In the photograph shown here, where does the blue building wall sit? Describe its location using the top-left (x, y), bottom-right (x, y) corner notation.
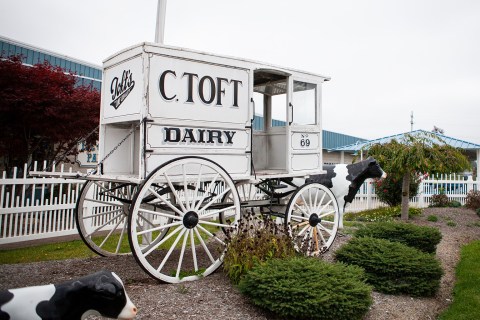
top-left (0, 35), bottom-right (102, 91)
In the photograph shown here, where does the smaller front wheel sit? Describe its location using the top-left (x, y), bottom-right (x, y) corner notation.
top-left (285, 183), bottom-right (339, 256)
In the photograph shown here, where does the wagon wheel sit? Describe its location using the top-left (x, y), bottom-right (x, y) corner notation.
top-left (76, 180), bottom-right (137, 256)
top-left (128, 156), bottom-right (241, 283)
top-left (221, 181), bottom-right (269, 222)
top-left (285, 183), bottom-right (339, 256)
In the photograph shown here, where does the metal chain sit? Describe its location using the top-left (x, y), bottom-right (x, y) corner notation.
top-left (81, 119), bottom-right (145, 178)
top-left (41, 125), bottom-right (100, 173)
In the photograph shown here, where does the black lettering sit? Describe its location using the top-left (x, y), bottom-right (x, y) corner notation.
top-left (164, 127), bottom-right (181, 142)
top-left (216, 77), bottom-right (229, 106)
top-left (207, 130), bottom-right (223, 143)
top-left (230, 79), bottom-right (242, 107)
top-left (159, 70), bottom-right (177, 101)
top-left (199, 76), bottom-right (215, 104)
top-left (182, 72), bottom-right (198, 103)
top-left (223, 131), bottom-right (236, 144)
top-left (181, 128), bottom-right (197, 143)
top-left (197, 129), bottom-right (206, 143)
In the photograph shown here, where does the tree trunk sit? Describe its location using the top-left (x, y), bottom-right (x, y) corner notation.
top-left (401, 173), bottom-right (411, 220)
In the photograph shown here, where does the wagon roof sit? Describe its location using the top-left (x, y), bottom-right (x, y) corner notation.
top-left (103, 42), bottom-right (331, 82)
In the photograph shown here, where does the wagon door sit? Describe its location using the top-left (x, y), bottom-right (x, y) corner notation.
top-left (286, 77), bottom-right (323, 174)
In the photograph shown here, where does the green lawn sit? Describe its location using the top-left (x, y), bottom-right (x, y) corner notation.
top-left (0, 223), bottom-right (221, 264)
top-left (439, 240), bottom-right (480, 320)
top-left (0, 239), bottom-right (97, 264)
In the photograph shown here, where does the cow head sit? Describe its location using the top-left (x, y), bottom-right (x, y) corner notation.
top-left (364, 157), bottom-right (387, 180)
top-left (344, 157), bottom-right (386, 203)
top-left (36, 271), bottom-right (137, 320)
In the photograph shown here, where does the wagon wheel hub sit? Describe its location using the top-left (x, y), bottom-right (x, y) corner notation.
top-left (183, 211), bottom-right (199, 229)
top-left (309, 213), bottom-right (321, 227)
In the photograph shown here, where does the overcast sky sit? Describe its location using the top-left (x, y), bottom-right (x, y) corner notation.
top-left (1, 0), bottom-right (479, 144)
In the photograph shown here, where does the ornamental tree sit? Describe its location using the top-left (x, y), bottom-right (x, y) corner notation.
top-left (365, 132), bottom-right (470, 220)
top-left (0, 56), bottom-right (100, 173)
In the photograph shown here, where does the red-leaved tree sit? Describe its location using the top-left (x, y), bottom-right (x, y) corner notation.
top-left (0, 56), bottom-right (100, 174)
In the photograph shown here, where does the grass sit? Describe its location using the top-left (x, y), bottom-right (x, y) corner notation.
top-left (0, 223), bottom-right (220, 265)
top-left (439, 240), bottom-right (480, 319)
top-left (0, 239), bottom-right (96, 264)
top-left (344, 206), bottom-right (422, 222)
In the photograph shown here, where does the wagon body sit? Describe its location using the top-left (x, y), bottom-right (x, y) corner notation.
top-left (98, 43), bottom-right (329, 182)
top-left (32, 43), bottom-right (340, 284)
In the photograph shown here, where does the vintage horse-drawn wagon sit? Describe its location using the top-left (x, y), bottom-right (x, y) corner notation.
top-left (34, 42), bottom-right (343, 283)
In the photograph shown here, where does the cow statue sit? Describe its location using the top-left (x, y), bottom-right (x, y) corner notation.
top-left (0, 270), bottom-right (137, 320)
top-left (305, 157), bottom-right (387, 228)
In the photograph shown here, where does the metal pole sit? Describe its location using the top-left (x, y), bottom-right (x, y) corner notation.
top-left (155, 0), bottom-right (167, 44)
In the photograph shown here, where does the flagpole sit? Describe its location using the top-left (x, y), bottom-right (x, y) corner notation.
top-left (155, 0), bottom-right (167, 44)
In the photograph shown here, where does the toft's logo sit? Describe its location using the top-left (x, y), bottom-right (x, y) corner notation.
top-left (110, 70), bottom-right (135, 109)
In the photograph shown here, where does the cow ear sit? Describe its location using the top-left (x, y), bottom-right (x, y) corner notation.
top-left (368, 159), bottom-right (377, 166)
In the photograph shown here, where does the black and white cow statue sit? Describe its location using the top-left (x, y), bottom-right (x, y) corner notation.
top-left (288, 157), bottom-right (386, 228)
top-left (0, 270), bottom-right (137, 320)
top-left (306, 157), bottom-right (386, 228)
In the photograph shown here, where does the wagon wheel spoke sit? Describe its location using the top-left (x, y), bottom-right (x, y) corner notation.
top-left (286, 183), bottom-right (339, 256)
top-left (76, 181), bottom-right (134, 256)
top-left (128, 157), bottom-right (240, 283)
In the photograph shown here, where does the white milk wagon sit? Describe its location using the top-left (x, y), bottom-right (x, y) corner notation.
top-left (37, 43), bottom-right (340, 283)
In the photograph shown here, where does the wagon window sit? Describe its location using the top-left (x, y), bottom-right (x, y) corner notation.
top-left (292, 81), bottom-right (316, 125)
top-left (253, 70), bottom-right (288, 129)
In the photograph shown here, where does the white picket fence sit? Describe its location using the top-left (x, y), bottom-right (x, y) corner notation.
top-left (0, 163), bottom-right (478, 245)
top-left (0, 162), bottom-right (84, 245)
top-left (345, 173), bottom-right (479, 213)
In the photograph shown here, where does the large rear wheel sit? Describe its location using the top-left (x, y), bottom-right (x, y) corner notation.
top-left (128, 157), bottom-right (241, 283)
top-left (76, 180), bottom-right (136, 256)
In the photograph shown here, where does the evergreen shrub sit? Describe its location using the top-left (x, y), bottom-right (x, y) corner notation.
top-left (354, 221), bottom-right (442, 253)
top-left (223, 212), bottom-right (295, 285)
top-left (335, 237), bottom-right (443, 296)
top-left (238, 256), bottom-right (372, 320)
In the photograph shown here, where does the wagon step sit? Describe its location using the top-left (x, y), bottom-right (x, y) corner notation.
top-left (270, 184), bottom-right (288, 190)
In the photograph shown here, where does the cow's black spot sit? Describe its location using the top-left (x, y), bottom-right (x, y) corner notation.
top-left (306, 165), bottom-right (336, 188)
top-left (0, 290), bottom-right (14, 320)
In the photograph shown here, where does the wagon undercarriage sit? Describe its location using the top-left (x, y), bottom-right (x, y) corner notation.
top-left (75, 156), bottom-right (339, 284)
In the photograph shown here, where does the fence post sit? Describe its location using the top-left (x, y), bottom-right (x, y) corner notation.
top-left (366, 179), bottom-right (372, 210)
top-left (418, 179), bottom-right (425, 208)
top-left (466, 175), bottom-right (474, 192)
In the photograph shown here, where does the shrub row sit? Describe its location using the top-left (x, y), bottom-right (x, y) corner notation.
top-left (354, 221), bottom-right (442, 253)
top-left (335, 237), bottom-right (443, 297)
top-left (238, 256), bottom-right (372, 320)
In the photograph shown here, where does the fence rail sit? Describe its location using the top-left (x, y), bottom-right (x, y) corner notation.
top-left (1, 162), bottom-right (84, 244)
top-left (1, 163), bottom-right (478, 245)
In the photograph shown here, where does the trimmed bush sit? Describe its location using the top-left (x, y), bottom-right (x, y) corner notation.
top-left (354, 221), bottom-right (442, 253)
top-left (335, 237), bottom-right (443, 296)
top-left (427, 215), bottom-right (438, 222)
top-left (430, 193), bottom-right (450, 207)
top-left (449, 200), bottom-right (462, 208)
top-left (465, 190), bottom-right (480, 210)
top-left (223, 213), bottom-right (295, 285)
top-left (238, 256), bottom-right (372, 320)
